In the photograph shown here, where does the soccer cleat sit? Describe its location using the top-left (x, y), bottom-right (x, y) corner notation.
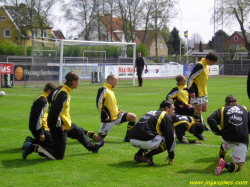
top-left (204, 126), bottom-right (211, 131)
top-left (22, 142), bottom-right (32, 159)
top-left (134, 153), bottom-right (143, 163)
top-left (92, 139), bottom-right (105, 153)
top-left (123, 138), bottom-right (130, 142)
top-left (25, 136), bottom-right (34, 143)
top-left (214, 158), bottom-right (225, 175)
top-left (142, 155), bottom-right (156, 166)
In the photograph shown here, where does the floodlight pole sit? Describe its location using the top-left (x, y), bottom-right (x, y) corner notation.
top-left (133, 43), bottom-right (136, 85)
top-left (59, 40), bottom-right (64, 85)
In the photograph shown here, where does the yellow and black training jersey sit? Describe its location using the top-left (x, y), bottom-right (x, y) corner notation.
top-left (47, 84), bottom-right (72, 130)
top-left (96, 84), bottom-right (119, 122)
top-left (172, 114), bottom-right (202, 143)
top-left (187, 58), bottom-right (209, 97)
top-left (207, 105), bottom-right (250, 146)
top-left (167, 85), bottom-right (189, 106)
top-left (29, 92), bottom-right (49, 134)
top-left (129, 110), bottom-right (176, 159)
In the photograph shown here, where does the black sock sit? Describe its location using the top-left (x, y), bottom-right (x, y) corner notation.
top-left (30, 144), bottom-right (38, 152)
top-left (225, 162), bottom-right (240, 172)
top-left (146, 147), bottom-right (164, 158)
top-left (137, 149), bottom-right (146, 156)
top-left (219, 144), bottom-right (227, 159)
top-left (124, 121), bottom-right (135, 138)
top-left (84, 130), bottom-right (97, 140)
top-left (193, 113), bottom-right (201, 123)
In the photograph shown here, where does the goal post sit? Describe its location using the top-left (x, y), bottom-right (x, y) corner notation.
top-left (26, 39), bottom-right (136, 87)
top-left (58, 39), bottom-right (136, 85)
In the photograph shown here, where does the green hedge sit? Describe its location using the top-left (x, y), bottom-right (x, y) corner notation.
top-left (0, 39), bottom-right (26, 55)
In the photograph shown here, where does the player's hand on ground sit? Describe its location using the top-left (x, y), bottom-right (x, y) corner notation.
top-left (165, 157), bottom-right (174, 165)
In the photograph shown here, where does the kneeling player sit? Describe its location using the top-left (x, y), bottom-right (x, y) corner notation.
top-left (207, 95), bottom-right (250, 175)
top-left (172, 114), bottom-right (204, 144)
top-left (129, 100), bottom-right (176, 165)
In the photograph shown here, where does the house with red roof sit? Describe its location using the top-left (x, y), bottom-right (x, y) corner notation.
top-left (79, 15), bottom-right (168, 57)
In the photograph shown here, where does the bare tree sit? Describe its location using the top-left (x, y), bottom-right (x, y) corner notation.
top-left (188, 33), bottom-right (204, 49)
top-left (147, 0), bottom-right (178, 61)
top-left (141, 0), bottom-right (152, 43)
top-left (34, 0), bottom-right (60, 42)
top-left (213, 0), bottom-right (250, 58)
top-left (63, 0), bottom-right (101, 40)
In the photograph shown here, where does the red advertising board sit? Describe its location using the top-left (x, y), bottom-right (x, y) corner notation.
top-left (0, 63), bottom-right (13, 74)
top-left (1, 63), bottom-right (14, 88)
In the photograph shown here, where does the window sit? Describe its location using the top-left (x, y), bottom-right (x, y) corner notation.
top-left (234, 36), bottom-right (238, 41)
top-left (4, 29), bottom-right (10, 37)
top-left (34, 30), bottom-right (39, 38)
top-left (161, 43), bottom-right (163, 48)
top-left (43, 30), bottom-right (48, 38)
top-left (0, 16), bottom-right (5, 20)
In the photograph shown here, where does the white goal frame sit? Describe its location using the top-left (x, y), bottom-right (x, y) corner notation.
top-left (59, 40), bottom-right (136, 85)
top-left (83, 50), bottom-right (106, 62)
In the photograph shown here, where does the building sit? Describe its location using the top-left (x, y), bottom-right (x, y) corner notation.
top-left (80, 15), bottom-right (168, 57)
top-left (0, 5), bottom-right (60, 48)
top-left (224, 31), bottom-right (250, 50)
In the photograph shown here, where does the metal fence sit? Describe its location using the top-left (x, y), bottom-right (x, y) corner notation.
top-left (219, 64), bottom-right (250, 75)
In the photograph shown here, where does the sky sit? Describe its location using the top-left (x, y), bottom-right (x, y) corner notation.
top-left (169, 0), bottom-right (242, 43)
top-left (0, 0), bottom-right (245, 43)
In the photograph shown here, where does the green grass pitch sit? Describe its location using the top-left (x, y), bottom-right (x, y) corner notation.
top-left (0, 76), bottom-right (249, 187)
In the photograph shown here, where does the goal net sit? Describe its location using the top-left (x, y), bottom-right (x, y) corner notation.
top-left (24, 39), bottom-right (136, 87)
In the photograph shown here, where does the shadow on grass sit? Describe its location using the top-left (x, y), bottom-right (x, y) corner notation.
top-left (0, 147), bottom-right (22, 154)
top-left (108, 160), bottom-right (173, 168)
top-left (1, 158), bottom-right (49, 168)
top-left (177, 163), bottom-right (218, 175)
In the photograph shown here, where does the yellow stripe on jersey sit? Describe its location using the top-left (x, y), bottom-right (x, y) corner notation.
top-left (156, 111), bottom-right (166, 135)
top-left (220, 107), bottom-right (225, 130)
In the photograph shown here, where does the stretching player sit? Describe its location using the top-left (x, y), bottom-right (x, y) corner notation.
top-left (172, 114), bottom-right (204, 144)
top-left (187, 52), bottom-right (218, 130)
top-left (129, 100), bottom-right (176, 165)
top-left (207, 95), bottom-right (250, 175)
top-left (86, 74), bottom-right (137, 142)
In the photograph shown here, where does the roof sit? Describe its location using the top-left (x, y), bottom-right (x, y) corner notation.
top-left (231, 31), bottom-right (250, 42)
top-left (194, 43), bottom-right (210, 50)
top-left (135, 30), bottom-right (155, 47)
top-left (52, 30), bottom-right (65, 39)
top-left (98, 15), bottom-right (140, 44)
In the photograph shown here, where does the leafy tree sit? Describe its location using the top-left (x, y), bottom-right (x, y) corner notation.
top-left (199, 41), bottom-right (203, 52)
top-left (208, 29), bottom-right (229, 52)
top-left (166, 27), bottom-right (183, 55)
top-left (147, 0), bottom-right (178, 61)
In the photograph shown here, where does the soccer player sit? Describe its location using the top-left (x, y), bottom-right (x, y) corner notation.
top-left (207, 95), bottom-right (250, 175)
top-left (187, 52), bottom-right (218, 130)
top-left (129, 100), bottom-right (176, 165)
top-left (167, 75), bottom-right (194, 116)
top-left (26, 82), bottom-right (56, 148)
top-left (88, 74), bottom-right (136, 142)
top-left (22, 72), bottom-right (104, 160)
top-left (172, 114), bottom-right (204, 144)
top-left (134, 52), bottom-right (148, 87)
